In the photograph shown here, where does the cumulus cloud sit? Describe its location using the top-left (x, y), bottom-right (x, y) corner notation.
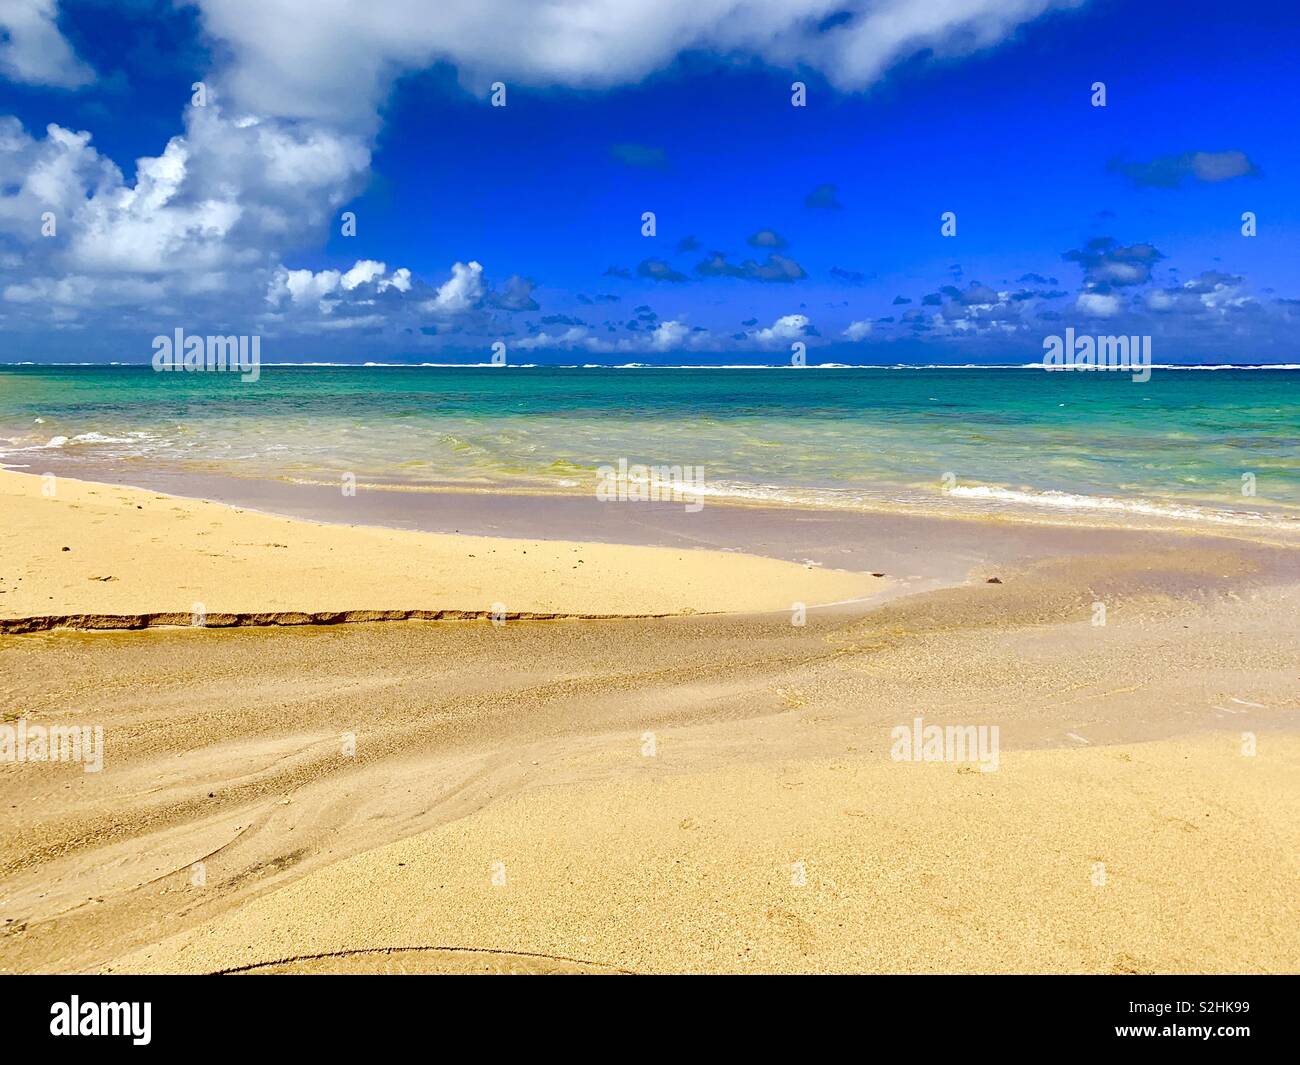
top-left (511, 316), bottom-right (716, 355)
top-left (880, 280), bottom-right (1031, 339)
top-left (424, 260), bottom-right (485, 314)
top-left (855, 243), bottom-right (1290, 353)
top-left (1145, 271), bottom-right (1252, 316)
top-left (649, 319), bottom-right (690, 350)
top-left (4, 274), bottom-right (165, 307)
top-left (0, 107), bottom-right (369, 314)
top-left (266, 260), bottom-right (412, 309)
top-left (513, 325), bottom-right (590, 351)
top-left (268, 267), bottom-right (343, 308)
top-left (746, 228), bottom-right (788, 249)
top-left (192, 0), bottom-right (1082, 129)
top-left (1063, 237), bottom-right (1164, 288)
top-left (637, 258), bottom-right (688, 283)
top-left (0, 0), bottom-right (94, 88)
top-left (1010, 286), bottom-right (1065, 301)
top-left (0, 119), bottom-right (120, 238)
top-left (696, 250), bottom-right (806, 282)
top-left (753, 313), bottom-right (811, 343)
top-left (1076, 291), bottom-right (1120, 317)
top-left (490, 275), bottom-right (540, 311)
top-left (956, 282), bottom-right (1000, 306)
top-left (342, 260), bottom-right (397, 290)
top-left (1108, 150), bottom-right (1260, 189)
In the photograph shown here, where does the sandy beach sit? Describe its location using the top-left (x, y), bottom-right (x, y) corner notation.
top-left (6, 0), bottom-right (1300, 1025)
top-left (1, 468), bottom-right (1297, 974)
top-left (0, 468), bottom-right (884, 627)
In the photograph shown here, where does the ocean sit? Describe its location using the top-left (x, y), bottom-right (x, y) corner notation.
top-left (1, 364), bottom-right (1297, 530)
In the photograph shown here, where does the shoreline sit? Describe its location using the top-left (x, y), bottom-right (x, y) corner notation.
top-left (10, 456), bottom-right (1300, 562)
top-left (0, 468), bottom-right (899, 627)
top-left (5, 462), bottom-right (1300, 631)
top-left (8, 450), bottom-right (1300, 545)
top-left (7, 360), bottom-right (1300, 366)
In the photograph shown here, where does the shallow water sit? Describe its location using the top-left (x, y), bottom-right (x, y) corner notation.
top-left (1, 365), bottom-right (1296, 528)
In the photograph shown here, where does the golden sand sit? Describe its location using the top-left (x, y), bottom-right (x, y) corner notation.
top-left (113, 735), bottom-right (1300, 975)
top-left (1, 469), bottom-right (1297, 974)
top-left (0, 468), bottom-right (882, 625)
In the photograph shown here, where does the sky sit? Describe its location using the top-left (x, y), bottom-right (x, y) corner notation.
top-left (0, 0), bottom-right (1297, 365)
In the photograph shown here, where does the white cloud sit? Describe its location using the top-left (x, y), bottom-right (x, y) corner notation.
top-left (1, 108), bottom-right (369, 272)
top-left (268, 267), bottom-right (340, 306)
top-left (1189, 150), bottom-right (1254, 183)
top-left (650, 319), bottom-right (689, 350)
top-left (424, 260), bottom-right (484, 315)
top-left (67, 138), bottom-right (244, 274)
top-left (3, 274), bottom-right (165, 306)
top-left (316, 313), bottom-right (386, 330)
top-left (341, 260), bottom-right (386, 290)
top-left (843, 319), bottom-right (872, 340)
top-left (0, 0), bottom-right (93, 88)
top-left (1193, 278), bottom-right (1249, 313)
top-left (754, 313), bottom-right (811, 343)
top-left (0, 119), bottom-right (119, 232)
top-left (267, 260), bottom-right (415, 309)
top-left (513, 326), bottom-right (590, 351)
top-left (513, 319), bottom-right (717, 355)
top-left (0, 108), bottom-right (370, 315)
top-left (192, 0), bottom-right (1079, 128)
top-left (1076, 291), bottom-right (1120, 317)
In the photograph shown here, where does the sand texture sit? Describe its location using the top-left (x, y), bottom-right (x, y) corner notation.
top-left (1, 470), bottom-right (1297, 974)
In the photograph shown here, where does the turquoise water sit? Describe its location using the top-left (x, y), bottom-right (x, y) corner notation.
top-left (1, 365), bottom-right (1296, 528)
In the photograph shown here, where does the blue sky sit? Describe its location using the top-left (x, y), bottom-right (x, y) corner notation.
top-left (1, 0), bottom-right (1297, 363)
